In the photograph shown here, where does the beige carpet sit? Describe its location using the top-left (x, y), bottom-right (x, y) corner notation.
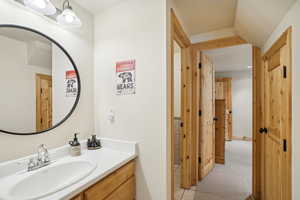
top-left (194, 141), bottom-right (252, 200)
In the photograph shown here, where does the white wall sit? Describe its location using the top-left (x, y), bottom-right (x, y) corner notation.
top-left (0, 0), bottom-right (94, 161)
top-left (263, 1), bottom-right (300, 199)
top-left (94, 0), bottom-right (168, 199)
top-left (52, 45), bottom-right (77, 125)
top-left (216, 71), bottom-right (253, 138)
top-left (0, 35), bottom-right (51, 133)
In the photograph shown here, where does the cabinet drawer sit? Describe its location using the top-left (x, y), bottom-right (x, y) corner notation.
top-left (105, 176), bottom-right (135, 200)
top-left (84, 161), bottom-right (135, 200)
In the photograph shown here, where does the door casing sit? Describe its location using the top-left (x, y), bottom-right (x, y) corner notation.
top-left (169, 9), bottom-right (193, 200)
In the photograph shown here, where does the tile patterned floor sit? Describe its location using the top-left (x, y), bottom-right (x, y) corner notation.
top-left (175, 141), bottom-right (252, 200)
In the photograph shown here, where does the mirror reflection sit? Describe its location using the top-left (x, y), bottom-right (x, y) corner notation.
top-left (0, 26), bottom-right (79, 134)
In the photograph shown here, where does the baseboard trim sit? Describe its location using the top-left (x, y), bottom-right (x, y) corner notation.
top-left (232, 136), bottom-right (252, 141)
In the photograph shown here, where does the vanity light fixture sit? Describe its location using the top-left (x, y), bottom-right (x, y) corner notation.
top-left (24, 0), bottom-right (56, 15)
top-left (57, 0), bottom-right (82, 28)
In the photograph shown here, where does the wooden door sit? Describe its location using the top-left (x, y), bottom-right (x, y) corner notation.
top-left (216, 78), bottom-right (232, 141)
top-left (215, 100), bottom-right (225, 164)
top-left (36, 74), bottom-right (52, 132)
top-left (199, 54), bottom-right (215, 179)
top-left (263, 28), bottom-right (291, 200)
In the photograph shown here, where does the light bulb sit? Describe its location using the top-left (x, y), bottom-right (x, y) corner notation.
top-left (57, 8), bottom-right (82, 28)
top-left (33, 0), bottom-right (46, 8)
top-left (24, 0), bottom-right (56, 15)
top-left (64, 14), bottom-right (74, 23)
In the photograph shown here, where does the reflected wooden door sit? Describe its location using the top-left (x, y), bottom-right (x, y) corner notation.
top-left (263, 28), bottom-right (291, 200)
top-left (215, 78), bottom-right (232, 141)
top-left (36, 74), bottom-right (52, 132)
top-left (199, 54), bottom-right (215, 179)
top-left (215, 100), bottom-right (225, 164)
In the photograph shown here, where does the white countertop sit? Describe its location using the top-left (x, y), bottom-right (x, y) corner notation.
top-left (0, 138), bottom-right (137, 200)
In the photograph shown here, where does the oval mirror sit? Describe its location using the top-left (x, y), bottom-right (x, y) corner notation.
top-left (0, 25), bottom-right (81, 135)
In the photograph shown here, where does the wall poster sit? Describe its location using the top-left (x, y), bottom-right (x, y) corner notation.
top-left (116, 60), bottom-right (136, 95)
top-left (65, 70), bottom-right (78, 97)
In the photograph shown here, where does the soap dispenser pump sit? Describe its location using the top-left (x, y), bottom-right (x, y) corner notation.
top-left (69, 133), bottom-right (81, 156)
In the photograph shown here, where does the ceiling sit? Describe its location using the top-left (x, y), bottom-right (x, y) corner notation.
top-left (203, 44), bottom-right (252, 72)
top-left (73, 0), bottom-right (123, 14)
top-left (0, 27), bottom-right (51, 45)
top-left (70, 0), bottom-right (296, 47)
top-left (173, 0), bottom-right (237, 35)
top-left (235, 0), bottom-right (296, 46)
top-left (173, 0), bottom-right (296, 47)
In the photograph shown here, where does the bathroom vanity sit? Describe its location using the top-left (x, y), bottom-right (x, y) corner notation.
top-left (71, 160), bottom-right (135, 200)
top-left (0, 138), bottom-right (137, 200)
top-left (0, 25), bottom-right (138, 200)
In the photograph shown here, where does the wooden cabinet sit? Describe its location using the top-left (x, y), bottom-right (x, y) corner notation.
top-left (70, 161), bottom-right (135, 200)
top-left (105, 177), bottom-right (135, 200)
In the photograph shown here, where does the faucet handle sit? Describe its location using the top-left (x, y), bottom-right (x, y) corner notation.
top-left (37, 144), bottom-right (50, 163)
top-left (28, 158), bottom-right (36, 171)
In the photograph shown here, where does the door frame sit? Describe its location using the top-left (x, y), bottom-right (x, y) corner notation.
top-left (168, 8), bottom-right (192, 200)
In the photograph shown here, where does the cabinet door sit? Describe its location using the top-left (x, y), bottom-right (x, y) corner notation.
top-left (105, 177), bottom-right (135, 200)
top-left (84, 161), bottom-right (135, 200)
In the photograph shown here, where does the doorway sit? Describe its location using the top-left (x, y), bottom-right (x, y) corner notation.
top-left (196, 44), bottom-right (254, 199)
top-left (36, 73), bottom-right (53, 132)
top-left (173, 40), bottom-right (184, 199)
top-left (169, 10), bottom-right (292, 199)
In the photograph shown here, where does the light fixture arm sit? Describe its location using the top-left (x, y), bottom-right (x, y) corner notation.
top-left (62, 0), bottom-right (71, 10)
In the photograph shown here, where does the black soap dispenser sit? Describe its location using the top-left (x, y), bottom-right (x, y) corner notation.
top-left (69, 133), bottom-right (81, 156)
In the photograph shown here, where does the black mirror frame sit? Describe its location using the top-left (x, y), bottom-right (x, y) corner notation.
top-left (0, 24), bottom-right (81, 136)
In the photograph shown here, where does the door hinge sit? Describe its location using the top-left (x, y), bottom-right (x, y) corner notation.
top-left (180, 122), bottom-right (184, 127)
top-left (198, 63), bottom-right (202, 69)
top-left (40, 88), bottom-right (43, 94)
top-left (283, 139), bottom-right (287, 152)
top-left (283, 66), bottom-right (287, 78)
top-left (40, 118), bottom-right (43, 124)
top-left (198, 157), bottom-right (201, 163)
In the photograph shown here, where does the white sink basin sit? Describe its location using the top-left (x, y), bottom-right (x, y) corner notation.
top-left (0, 159), bottom-right (97, 200)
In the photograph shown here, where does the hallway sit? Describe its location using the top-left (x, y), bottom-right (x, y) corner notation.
top-left (175, 141), bottom-right (252, 200)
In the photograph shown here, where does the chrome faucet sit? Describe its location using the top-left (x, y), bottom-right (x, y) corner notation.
top-left (27, 144), bottom-right (51, 171)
